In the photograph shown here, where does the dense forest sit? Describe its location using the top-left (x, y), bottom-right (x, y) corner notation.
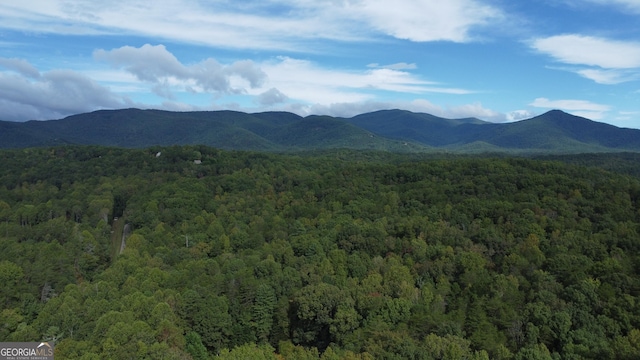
top-left (1, 145), bottom-right (640, 359)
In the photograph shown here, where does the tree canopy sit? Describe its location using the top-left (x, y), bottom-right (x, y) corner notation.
top-left (1, 145), bottom-right (640, 359)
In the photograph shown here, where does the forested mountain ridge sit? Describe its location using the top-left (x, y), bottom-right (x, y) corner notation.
top-left (345, 109), bottom-right (640, 152)
top-left (2, 108), bottom-right (639, 153)
top-left (2, 145), bottom-right (640, 358)
top-left (0, 109), bottom-right (427, 152)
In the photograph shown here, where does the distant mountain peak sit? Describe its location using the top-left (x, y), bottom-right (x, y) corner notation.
top-left (543, 109), bottom-right (569, 115)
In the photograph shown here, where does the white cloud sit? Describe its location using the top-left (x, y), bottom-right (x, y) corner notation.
top-left (0, 46), bottom-right (479, 121)
top-left (442, 102), bottom-right (504, 121)
top-left (580, 0), bottom-right (640, 13)
top-left (355, 0), bottom-right (502, 42)
top-left (0, 62), bottom-right (131, 121)
top-left (532, 35), bottom-right (640, 69)
top-left (257, 88), bottom-right (288, 106)
top-left (79, 69), bottom-right (150, 94)
top-left (368, 62), bottom-right (418, 70)
top-left (506, 110), bottom-right (537, 122)
top-left (569, 111), bottom-right (608, 120)
top-left (529, 97), bottom-right (611, 120)
top-left (532, 34), bottom-right (640, 84)
top-left (94, 44), bottom-right (188, 83)
top-left (0, 57), bottom-right (41, 78)
top-left (257, 57), bottom-right (376, 105)
top-left (274, 98), bottom-right (507, 122)
top-left (94, 44), bottom-right (266, 97)
top-left (618, 110), bottom-right (640, 118)
top-left (255, 56), bottom-right (473, 108)
top-left (301, 101), bottom-right (392, 118)
top-left (575, 68), bottom-right (640, 84)
top-left (530, 97), bottom-right (610, 112)
top-left (0, 0), bottom-right (502, 50)
top-left (0, 66), bottom-right (516, 122)
top-left (160, 100), bottom-right (204, 112)
top-left (612, 110), bottom-right (640, 126)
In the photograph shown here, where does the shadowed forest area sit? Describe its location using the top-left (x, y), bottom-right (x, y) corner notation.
top-left (1, 145), bottom-right (640, 359)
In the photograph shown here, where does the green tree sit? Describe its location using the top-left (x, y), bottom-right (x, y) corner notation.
top-left (181, 289), bottom-right (232, 352)
top-left (253, 283), bottom-right (277, 343)
top-left (185, 331), bottom-right (210, 360)
top-left (0, 260), bottom-right (24, 307)
top-left (215, 343), bottom-right (278, 359)
top-left (291, 283), bottom-right (344, 350)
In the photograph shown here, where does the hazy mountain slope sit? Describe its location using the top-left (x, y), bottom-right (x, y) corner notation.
top-left (471, 111), bottom-right (640, 151)
top-left (250, 111), bottom-right (304, 125)
top-left (345, 109), bottom-right (490, 146)
top-left (347, 109), bottom-right (640, 152)
top-left (522, 110), bottom-right (640, 148)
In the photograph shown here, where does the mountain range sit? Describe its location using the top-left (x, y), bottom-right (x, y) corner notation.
top-left (1, 108), bottom-right (639, 153)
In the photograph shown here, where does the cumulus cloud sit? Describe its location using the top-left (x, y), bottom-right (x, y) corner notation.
top-left (529, 97), bottom-right (611, 120)
top-left (94, 44), bottom-right (266, 98)
top-left (0, 59), bottom-right (131, 121)
top-left (506, 110), bottom-right (536, 122)
top-left (94, 44), bottom-right (188, 82)
top-left (257, 88), bottom-right (288, 106)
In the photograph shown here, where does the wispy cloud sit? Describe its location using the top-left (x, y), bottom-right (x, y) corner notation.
top-left (532, 35), bottom-right (640, 69)
top-left (530, 97), bottom-right (611, 119)
top-left (368, 63), bottom-right (418, 70)
top-left (580, 0), bottom-right (640, 13)
top-left (353, 0), bottom-right (502, 42)
top-left (0, 57), bottom-right (41, 78)
top-left (287, 99), bottom-right (506, 122)
top-left (257, 55), bottom-right (473, 106)
top-left (530, 97), bottom-right (610, 111)
top-left (576, 68), bottom-right (640, 85)
top-left (0, 0), bottom-right (503, 50)
top-left (531, 34), bottom-right (640, 84)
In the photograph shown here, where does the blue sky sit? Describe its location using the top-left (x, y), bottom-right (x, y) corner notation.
top-left (1, 1), bottom-right (640, 128)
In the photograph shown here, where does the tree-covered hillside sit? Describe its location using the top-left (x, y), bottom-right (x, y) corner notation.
top-left (1, 146), bottom-right (640, 359)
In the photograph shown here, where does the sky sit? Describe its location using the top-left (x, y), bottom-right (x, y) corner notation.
top-left (1, 1), bottom-right (640, 128)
